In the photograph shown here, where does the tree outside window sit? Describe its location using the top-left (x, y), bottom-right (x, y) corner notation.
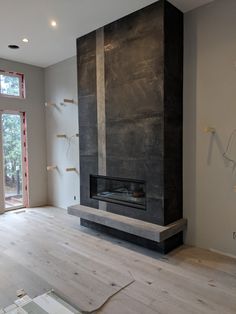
top-left (0, 75), bottom-right (20, 97)
top-left (0, 71), bottom-right (25, 98)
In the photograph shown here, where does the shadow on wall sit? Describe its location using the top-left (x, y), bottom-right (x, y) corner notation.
top-left (207, 130), bottom-right (236, 172)
top-left (207, 133), bottom-right (226, 166)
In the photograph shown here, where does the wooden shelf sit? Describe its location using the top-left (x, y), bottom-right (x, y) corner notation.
top-left (68, 204), bottom-right (187, 243)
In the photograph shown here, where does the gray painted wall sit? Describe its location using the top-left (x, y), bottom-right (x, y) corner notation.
top-left (184, 0), bottom-right (236, 257)
top-left (45, 56), bottom-right (79, 209)
top-left (0, 58), bottom-right (47, 207)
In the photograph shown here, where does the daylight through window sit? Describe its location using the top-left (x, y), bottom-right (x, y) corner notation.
top-left (0, 70), bottom-right (25, 98)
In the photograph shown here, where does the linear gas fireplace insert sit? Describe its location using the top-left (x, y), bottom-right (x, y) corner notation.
top-left (90, 175), bottom-right (146, 210)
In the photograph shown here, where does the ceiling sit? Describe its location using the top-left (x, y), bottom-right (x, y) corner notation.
top-left (0, 0), bottom-right (214, 68)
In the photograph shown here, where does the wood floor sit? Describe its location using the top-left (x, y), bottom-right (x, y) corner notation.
top-left (0, 207), bottom-right (235, 313)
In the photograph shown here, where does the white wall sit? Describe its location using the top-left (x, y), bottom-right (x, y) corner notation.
top-left (0, 58), bottom-right (47, 207)
top-left (45, 56), bottom-right (79, 209)
top-left (184, 0), bottom-right (236, 256)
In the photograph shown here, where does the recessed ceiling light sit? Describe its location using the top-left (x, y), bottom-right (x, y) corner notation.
top-left (51, 20), bottom-right (57, 28)
top-left (22, 38), bottom-right (29, 43)
top-left (8, 45), bottom-right (20, 49)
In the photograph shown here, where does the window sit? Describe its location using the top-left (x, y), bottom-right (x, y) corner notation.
top-left (0, 70), bottom-right (25, 98)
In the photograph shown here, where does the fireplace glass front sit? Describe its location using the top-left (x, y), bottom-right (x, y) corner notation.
top-left (90, 175), bottom-right (146, 210)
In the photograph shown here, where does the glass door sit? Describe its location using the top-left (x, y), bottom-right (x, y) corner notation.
top-left (1, 112), bottom-right (25, 210)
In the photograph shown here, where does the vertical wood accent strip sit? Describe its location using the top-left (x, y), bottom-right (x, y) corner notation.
top-left (96, 27), bottom-right (107, 211)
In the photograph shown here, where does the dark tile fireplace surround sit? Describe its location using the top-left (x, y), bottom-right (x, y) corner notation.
top-left (71, 0), bottom-right (184, 253)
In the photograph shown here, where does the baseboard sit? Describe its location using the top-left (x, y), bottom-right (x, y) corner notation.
top-left (210, 248), bottom-right (236, 260)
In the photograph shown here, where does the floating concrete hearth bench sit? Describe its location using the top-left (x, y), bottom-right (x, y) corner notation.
top-left (68, 205), bottom-right (187, 243)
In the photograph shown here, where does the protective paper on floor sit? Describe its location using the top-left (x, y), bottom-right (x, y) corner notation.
top-left (1, 291), bottom-right (82, 314)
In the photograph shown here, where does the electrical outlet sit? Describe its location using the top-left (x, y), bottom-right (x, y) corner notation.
top-left (74, 196), bottom-right (76, 201)
top-left (233, 232), bottom-right (236, 240)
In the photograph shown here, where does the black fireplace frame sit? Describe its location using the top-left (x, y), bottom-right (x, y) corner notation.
top-left (90, 174), bottom-right (147, 210)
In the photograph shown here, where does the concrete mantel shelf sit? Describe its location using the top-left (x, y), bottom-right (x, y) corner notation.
top-left (68, 204), bottom-right (187, 243)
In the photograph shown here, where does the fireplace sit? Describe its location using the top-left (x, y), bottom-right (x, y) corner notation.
top-left (90, 175), bottom-right (146, 210)
top-left (72, 0), bottom-right (184, 253)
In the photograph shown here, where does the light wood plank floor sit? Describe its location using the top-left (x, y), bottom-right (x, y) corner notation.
top-left (0, 206), bottom-right (235, 313)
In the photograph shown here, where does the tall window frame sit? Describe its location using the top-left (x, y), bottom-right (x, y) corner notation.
top-left (0, 110), bottom-right (29, 212)
top-left (0, 70), bottom-right (25, 99)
